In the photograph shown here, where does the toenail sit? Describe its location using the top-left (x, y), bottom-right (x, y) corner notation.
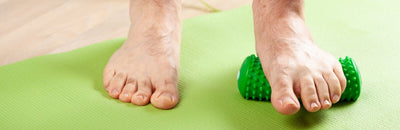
top-left (333, 95), bottom-right (340, 103)
top-left (311, 102), bottom-right (318, 109)
top-left (283, 98), bottom-right (293, 104)
top-left (112, 89), bottom-right (119, 95)
top-left (324, 100), bottom-right (330, 105)
top-left (161, 93), bottom-right (173, 102)
top-left (137, 95), bottom-right (145, 100)
top-left (123, 93), bottom-right (129, 97)
top-left (281, 97), bottom-right (295, 107)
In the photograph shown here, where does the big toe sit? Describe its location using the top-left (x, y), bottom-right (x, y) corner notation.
top-left (270, 79), bottom-right (300, 115)
top-left (151, 92), bottom-right (178, 109)
top-left (151, 84), bottom-right (179, 109)
top-left (106, 72), bottom-right (127, 98)
top-left (271, 94), bottom-right (300, 115)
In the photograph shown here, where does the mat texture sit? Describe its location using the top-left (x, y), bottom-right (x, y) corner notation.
top-left (1, 1), bottom-right (400, 129)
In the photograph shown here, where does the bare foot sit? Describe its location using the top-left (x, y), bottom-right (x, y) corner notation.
top-left (103, 0), bottom-right (182, 109)
top-left (253, 0), bottom-right (346, 115)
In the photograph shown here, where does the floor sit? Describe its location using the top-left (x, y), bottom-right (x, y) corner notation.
top-left (0, 0), bottom-right (251, 66)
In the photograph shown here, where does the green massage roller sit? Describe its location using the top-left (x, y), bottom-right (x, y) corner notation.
top-left (237, 54), bottom-right (361, 102)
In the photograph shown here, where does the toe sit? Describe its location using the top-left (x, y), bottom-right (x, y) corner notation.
top-left (300, 76), bottom-right (321, 112)
top-left (103, 69), bottom-right (115, 91)
top-left (131, 78), bottom-right (152, 106)
top-left (314, 75), bottom-right (331, 110)
top-left (323, 71), bottom-right (342, 104)
top-left (108, 72), bottom-right (127, 99)
top-left (151, 80), bottom-right (179, 109)
top-left (119, 78), bottom-right (138, 103)
top-left (270, 77), bottom-right (300, 115)
top-left (333, 64), bottom-right (347, 93)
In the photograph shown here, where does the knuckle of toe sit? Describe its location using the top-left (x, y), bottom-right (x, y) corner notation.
top-left (126, 77), bottom-right (137, 84)
top-left (274, 78), bottom-right (290, 87)
top-left (332, 82), bottom-right (341, 91)
top-left (320, 94), bottom-right (330, 99)
top-left (141, 93), bottom-right (152, 98)
top-left (324, 96), bottom-right (331, 101)
top-left (321, 69), bottom-right (331, 75)
top-left (326, 75), bottom-right (339, 84)
top-left (164, 77), bottom-right (177, 86)
top-left (303, 86), bottom-right (316, 93)
top-left (134, 92), bottom-right (146, 97)
top-left (332, 88), bottom-right (341, 95)
top-left (139, 78), bottom-right (151, 86)
top-left (314, 77), bottom-right (325, 85)
top-left (115, 72), bottom-right (126, 79)
top-left (332, 77), bottom-right (340, 84)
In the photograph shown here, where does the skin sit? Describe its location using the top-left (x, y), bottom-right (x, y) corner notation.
top-left (103, 0), bottom-right (347, 114)
top-left (103, 0), bottom-right (181, 109)
top-left (253, 0), bottom-right (346, 115)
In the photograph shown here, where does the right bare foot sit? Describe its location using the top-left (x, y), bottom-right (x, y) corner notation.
top-left (253, 0), bottom-right (346, 115)
top-left (103, 0), bottom-right (182, 109)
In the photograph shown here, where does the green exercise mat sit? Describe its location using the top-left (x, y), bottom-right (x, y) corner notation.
top-left (1, 1), bottom-right (400, 129)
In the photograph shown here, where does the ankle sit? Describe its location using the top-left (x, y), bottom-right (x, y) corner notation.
top-left (129, 0), bottom-right (181, 22)
top-left (127, 0), bottom-right (182, 43)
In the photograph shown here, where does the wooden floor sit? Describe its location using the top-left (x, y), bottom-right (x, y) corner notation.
top-left (0, 0), bottom-right (251, 66)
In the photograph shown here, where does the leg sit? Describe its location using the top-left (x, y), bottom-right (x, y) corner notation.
top-left (252, 0), bottom-right (347, 115)
top-left (103, 0), bottom-right (182, 109)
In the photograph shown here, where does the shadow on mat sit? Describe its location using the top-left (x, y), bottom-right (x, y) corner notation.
top-left (206, 67), bottom-right (356, 129)
top-left (287, 109), bottom-right (324, 128)
top-left (287, 101), bottom-right (354, 128)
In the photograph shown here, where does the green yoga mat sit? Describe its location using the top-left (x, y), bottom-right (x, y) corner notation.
top-left (1, 1), bottom-right (400, 129)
